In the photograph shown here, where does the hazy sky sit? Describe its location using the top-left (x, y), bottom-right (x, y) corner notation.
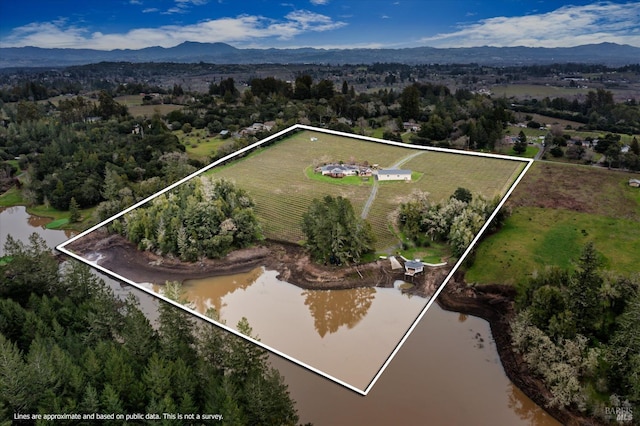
top-left (1, 0), bottom-right (639, 50)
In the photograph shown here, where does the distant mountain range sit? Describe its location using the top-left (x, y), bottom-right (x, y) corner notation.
top-left (1, 41), bottom-right (639, 68)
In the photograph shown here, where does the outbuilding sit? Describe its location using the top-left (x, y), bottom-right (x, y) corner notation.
top-left (404, 260), bottom-right (424, 277)
top-left (377, 169), bottom-right (412, 181)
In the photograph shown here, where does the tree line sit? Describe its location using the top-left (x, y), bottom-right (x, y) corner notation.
top-left (396, 188), bottom-right (499, 257)
top-left (0, 234), bottom-right (299, 424)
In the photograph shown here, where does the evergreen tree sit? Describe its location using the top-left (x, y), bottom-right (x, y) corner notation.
top-left (567, 242), bottom-right (603, 335)
top-left (513, 130), bottom-right (528, 154)
top-left (301, 195), bottom-right (375, 264)
top-left (69, 197), bottom-right (80, 223)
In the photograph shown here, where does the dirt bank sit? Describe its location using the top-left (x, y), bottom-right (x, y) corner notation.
top-left (437, 276), bottom-right (603, 426)
top-left (66, 229), bottom-right (451, 293)
top-left (67, 230), bottom-right (592, 424)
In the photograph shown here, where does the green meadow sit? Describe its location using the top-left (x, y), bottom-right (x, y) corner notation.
top-left (466, 161), bottom-right (640, 285)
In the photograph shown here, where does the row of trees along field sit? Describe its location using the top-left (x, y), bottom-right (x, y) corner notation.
top-left (115, 177), bottom-right (262, 261)
top-left (511, 242), bottom-right (639, 421)
top-left (396, 188), bottom-right (500, 257)
top-left (0, 235), bottom-right (299, 425)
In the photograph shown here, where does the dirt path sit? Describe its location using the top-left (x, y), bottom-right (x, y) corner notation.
top-left (360, 151), bottom-right (424, 219)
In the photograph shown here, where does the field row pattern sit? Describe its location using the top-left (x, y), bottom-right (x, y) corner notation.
top-left (211, 131), bottom-right (524, 250)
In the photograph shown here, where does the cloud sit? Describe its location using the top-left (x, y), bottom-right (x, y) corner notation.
top-left (310, 0), bottom-right (329, 5)
top-left (0, 11), bottom-right (347, 50)
top-left (142, 8), bottom-right (159, 13)
top-left (161, 0), bottom-right (209, 14)
top-left (420, 2), bottom-right (640, 48)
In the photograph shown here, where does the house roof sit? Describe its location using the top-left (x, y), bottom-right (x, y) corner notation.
top-left (378, 169), bottom-right (411, 175)
top-left (404, 260), bottom-right (424, 269)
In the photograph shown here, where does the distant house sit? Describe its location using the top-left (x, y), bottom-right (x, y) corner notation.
top-left (376, 169), bottom-right (412, 181)
top-left (403, 121), bottom-right (421, 133)
top-left (629, 179), bottom-right (640, 188)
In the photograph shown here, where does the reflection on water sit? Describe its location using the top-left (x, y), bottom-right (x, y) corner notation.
top-left (271, 302), bottom-right (562, 426)
top-left (302, 287), bottom-right (376, 337)
top-left (181, 267), bottom-right (264, 315)
top-left (162, 268), bottom-right (426, 390)
top-left (3, 206), bottom-right (562, 425)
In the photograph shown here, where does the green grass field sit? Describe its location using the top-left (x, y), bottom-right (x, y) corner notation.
top-left (497, 144), bottom-right (540, 159)
top-left (114, 95), bottom-right (183, 118)
top-left (466, 162), bottom-right (640, 285)
top-left (0, 187), bottom-right (25, 207)
top-left (45, 218), bottom-right (70, 229)
top-left (174, 129), bottom-right (227, 161)
top-left (209, 129), bottom-right (525, 250)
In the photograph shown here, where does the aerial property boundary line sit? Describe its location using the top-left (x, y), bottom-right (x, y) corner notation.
top-left (56, 124), bottom-right (533, 395)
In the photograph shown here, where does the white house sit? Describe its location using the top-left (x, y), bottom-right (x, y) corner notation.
top-left (376, 169), bottom-right (412, 181)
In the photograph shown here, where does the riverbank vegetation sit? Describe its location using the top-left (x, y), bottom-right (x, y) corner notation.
top-left (510, 242), bottom-right (639, 421)
top-left (0, 235), bottom-right (299, 424)
top-left (2, 60), bottom-right (640, 425)
top-left (396, 188), bottom-right (501, 258)
top-left (115, 177), bottom-right (262, 261)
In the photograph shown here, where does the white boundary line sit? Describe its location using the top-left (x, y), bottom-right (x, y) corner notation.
top-left (56, 124), bottom-right (533, 395)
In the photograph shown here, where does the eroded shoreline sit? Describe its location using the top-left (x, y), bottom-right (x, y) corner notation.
top-left (66, 229), bottom-right (595, 425)
top-left (65, 229), bottom-right (451, 295)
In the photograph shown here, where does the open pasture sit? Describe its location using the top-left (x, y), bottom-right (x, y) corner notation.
top-left (466, 162), bottom-right (640, 284)
top-left (114, 95), bottom-right (183, 118)
top-left (210, 129), bottom-right (526, 250)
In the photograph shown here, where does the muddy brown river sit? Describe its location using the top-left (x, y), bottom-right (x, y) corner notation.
top-left (152, 270), bottom-right (428, 390)
top-left (0, 206), bottom-right (560, 425)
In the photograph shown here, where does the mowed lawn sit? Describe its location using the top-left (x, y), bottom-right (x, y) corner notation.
top-left (210, 130), bottom-right (526, 250)
top-left (466, 162), bottom-right (640, 285)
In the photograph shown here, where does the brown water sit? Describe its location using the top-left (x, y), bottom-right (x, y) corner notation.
top-left (0, 206), bottom-right (161, 322)
top-left (1, 207), bottom-right (561, 425)
top-left (271, 302), bottom-right (561, 426)
top-left (156, 269), bottom-right (427, 390)
top-left (0, 206), bottom-right (74, 256)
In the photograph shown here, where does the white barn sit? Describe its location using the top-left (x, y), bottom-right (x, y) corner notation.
top-left (377, 169), bottom-right (412, 181)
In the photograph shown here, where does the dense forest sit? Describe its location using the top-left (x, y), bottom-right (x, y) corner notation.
top-left (1, 60), bottom-right (639, 424)
top-left (511, 242), bottom-right (639, 421)
top-left (0, 235), bottom-right (299, 424)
